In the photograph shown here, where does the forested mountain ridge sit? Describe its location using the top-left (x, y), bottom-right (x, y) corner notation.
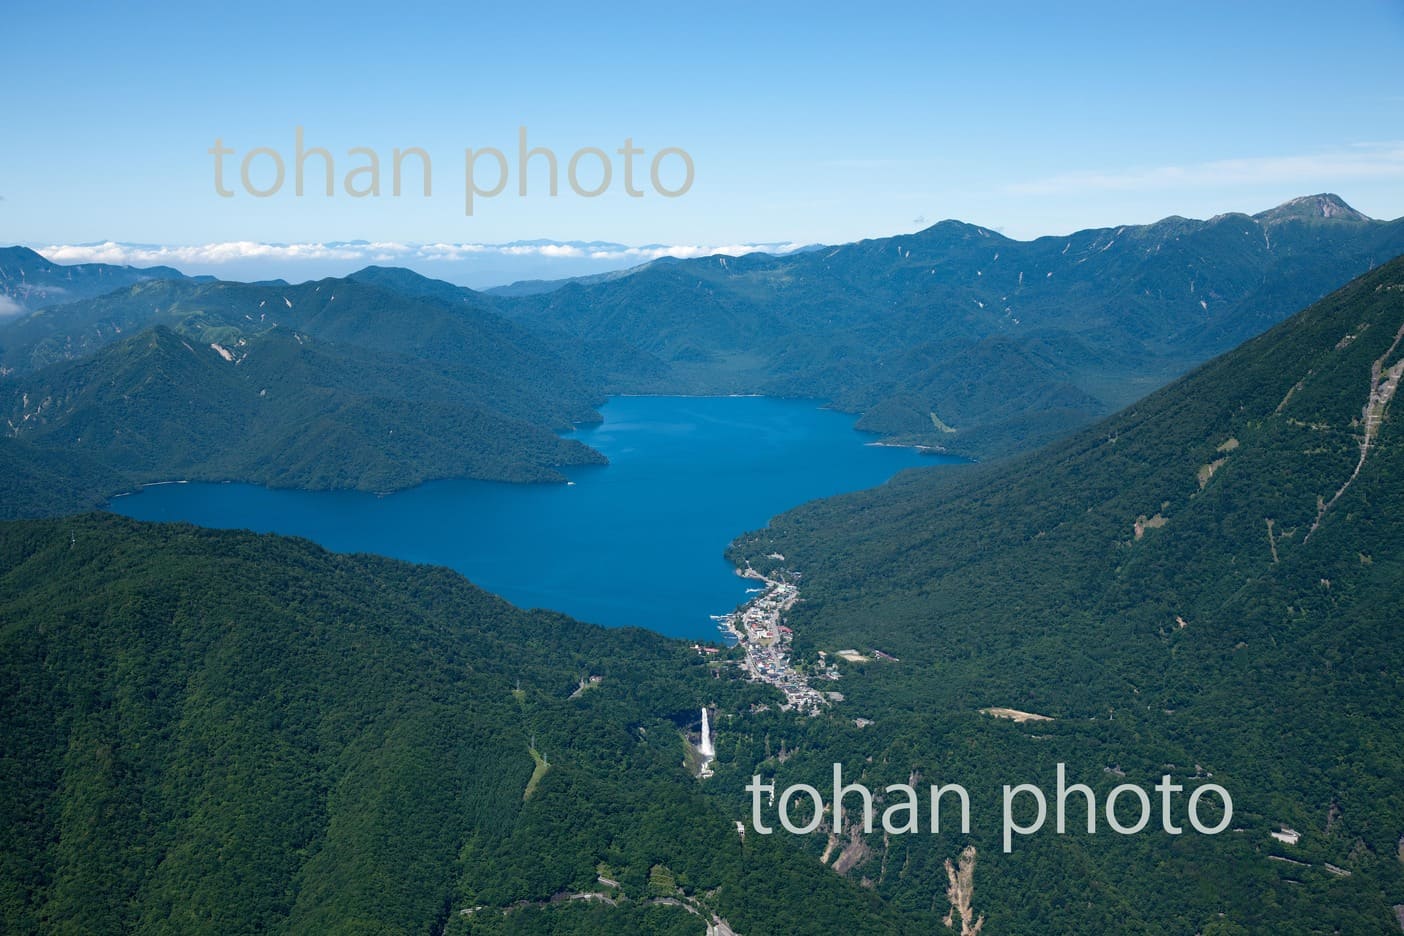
top-left (0, 276), bottom-right (611, 515)
top-left (5, 324), bottom-right (603, 494)
top-left (0, 514), bottom-right (922, 935)
top-left (494, 194), bottom-right (1404, 456)
top-left (0, 245), bottom-right (199, 318)
top-left (713, 253), bottom-right (1404, 933)
top-left (0, 273), bottom-right (602, 421)
top-left (3, 193), bottom-right (1400, 519)
top-left (345, 264), bottom-right (673, 388)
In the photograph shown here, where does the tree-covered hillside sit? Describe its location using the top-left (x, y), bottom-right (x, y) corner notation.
top-left (497, 195), bottom-right (1404, 457)
top-left (0, 514), bottom-right (920, 935)
top-left (5, 325), bottom-right (602, 495)
top-left (716, 253), bottom-right (1404, 933)
top-left (0, 277), bottom-right (612, 515)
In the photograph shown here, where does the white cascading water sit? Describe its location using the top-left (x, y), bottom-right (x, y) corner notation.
top-left (699, 706), bottom-right (715, 759)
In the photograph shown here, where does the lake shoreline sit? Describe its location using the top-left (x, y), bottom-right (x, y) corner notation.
top-left (109, 396), bottom-right (946, 640)
top-left (714, 561), bottom-right (829, 712)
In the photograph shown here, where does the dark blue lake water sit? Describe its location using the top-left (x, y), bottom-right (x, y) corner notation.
top-left (108, 396), bottom-right (957, 639)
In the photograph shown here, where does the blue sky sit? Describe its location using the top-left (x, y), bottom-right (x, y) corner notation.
top-left (3, 0), bottom-right (1403, 283)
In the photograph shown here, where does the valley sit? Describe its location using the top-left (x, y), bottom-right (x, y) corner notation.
top-left (6, 195), bottom-right (1403, 520)
top-left (2, 197), bottom-right (1404, 934)
top-left (104, 396), bottom-right (936, 638)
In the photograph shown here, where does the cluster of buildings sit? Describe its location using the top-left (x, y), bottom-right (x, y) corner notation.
top-left (713, 566), bottom-right (829, 713)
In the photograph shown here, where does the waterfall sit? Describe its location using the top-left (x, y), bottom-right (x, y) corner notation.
top-left (699, 707), bottom-right (715, 759)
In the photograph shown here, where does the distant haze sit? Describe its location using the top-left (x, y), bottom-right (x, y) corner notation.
top-left (31, 239), bottom-right (810, 290)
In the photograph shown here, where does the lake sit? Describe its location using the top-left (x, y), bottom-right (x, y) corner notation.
top-left (108, 396), bottom-right (958, 639)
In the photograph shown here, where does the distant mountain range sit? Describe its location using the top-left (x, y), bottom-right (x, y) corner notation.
top-left (491, 194), bottom-right (1404, 456)
top-left (22, 239), bottom-right (812, 291)
top-left (2, 194), bottom-right (1402, 517)
top-left (0, 246), bottom-right (206, 316)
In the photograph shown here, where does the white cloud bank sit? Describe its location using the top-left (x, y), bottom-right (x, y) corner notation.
top-left (36, 239), bottom-right (810, 269)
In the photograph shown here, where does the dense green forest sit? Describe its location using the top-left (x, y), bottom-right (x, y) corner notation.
top-left (0, 515), bottom-right (921, 935)
top-left (720, 254), bottom-right (1404, 932)
top-left (4, 325), bottom-right (602, 493)
top-left (0, 276), bottom-right (610, 514)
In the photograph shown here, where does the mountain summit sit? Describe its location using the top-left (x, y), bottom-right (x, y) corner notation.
top-left (1253, 192), bottom-right (1372, 223)
top-left (495, 194), bottom-right (1404, 457)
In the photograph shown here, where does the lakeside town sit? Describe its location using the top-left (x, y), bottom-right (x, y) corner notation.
top-left (704, 558), bottom-right (833, 712)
